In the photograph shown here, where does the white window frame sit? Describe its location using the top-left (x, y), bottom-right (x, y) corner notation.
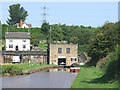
top-left (23, 39), bottom-right (26, 42)
top-left (9, 44), bottom-right (13, 48)
top-left (23, 45), bottom-right (26, 48)
top-left (9, 39), bottom-right (13, 42)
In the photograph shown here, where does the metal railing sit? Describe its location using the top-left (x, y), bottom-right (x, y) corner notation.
top-left (2, 50), bottom-right (47, 55)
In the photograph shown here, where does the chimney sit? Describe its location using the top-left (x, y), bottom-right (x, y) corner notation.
top-left (20, 19), bottom-right (22, 28)
top-left (59, 23), bottom-right (61, 26)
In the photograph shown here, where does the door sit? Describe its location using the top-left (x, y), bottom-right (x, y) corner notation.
top-left (58, 58), bottom-right (66, 65)
top-left (16, 46), bottom-right (18, 51)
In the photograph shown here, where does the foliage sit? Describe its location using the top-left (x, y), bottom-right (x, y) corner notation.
top-left (78, 44), bottom-right (89, 53)
top-left (70, 37), bottom-right (78, 44)
top-left (2, 24), bottom-right (95, 49)
top-left (31, 39), bottom-right (39, 46)
top-left (88, 22), bottom-right (119, 62)
top-left (2, 63), bottom-right (56, 76)
top-left (6, 4), bottom-right (28, 25)
top-left (2, 65), bottom-right (23, 75)
top-left (51, 24), bottom-right (64, 41)
top-left (97, 52), bottom-right (118, 73)
top-left (41, 22), bottom-right (50, 35)
top-left (38, 43), bottom-right (48, 50)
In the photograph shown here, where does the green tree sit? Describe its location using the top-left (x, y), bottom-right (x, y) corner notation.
top-left (31, 39), bottom-right (39, 46)
top-left (41, 22), bottom-right (50, 35)
top-left (88, 22), bottom-right (119, 63)
top-left (6, 4), bottom-right (28, 25)
top-left (51, 24), bottom-right (63, 41)
top-left (70, 37), bottom-right (78, 44)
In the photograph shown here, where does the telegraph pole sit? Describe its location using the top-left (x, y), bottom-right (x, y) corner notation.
top-left (50, 27), bottom-right (51, 44)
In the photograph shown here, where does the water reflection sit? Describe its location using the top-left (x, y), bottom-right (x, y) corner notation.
top-left (40, 68), bottom-right (70, 72)
top-left (2, 68), bottom-right (77, 88)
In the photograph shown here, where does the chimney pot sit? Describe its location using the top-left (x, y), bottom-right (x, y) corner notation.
top-left (20, 19), bottom-right (22, 28)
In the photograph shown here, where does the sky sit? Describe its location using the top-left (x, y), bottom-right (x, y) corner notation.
top-left (1, 1), bottom-right (118, 28)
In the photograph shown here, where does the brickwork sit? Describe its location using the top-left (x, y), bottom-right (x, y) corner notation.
top-left (49, 44), bottom-right (78, 66)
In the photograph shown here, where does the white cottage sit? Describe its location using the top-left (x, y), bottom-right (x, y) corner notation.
top-left (5, 32), bottom-right (31, 51)
top-left (13, 20), bottom-right (32, 28)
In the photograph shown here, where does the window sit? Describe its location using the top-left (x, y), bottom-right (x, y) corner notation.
top-left (71, 58), bottom-right (76, 61)
top-left (58, 48), bottom-right (62, 53)
top-left (66, 48), bottom-right (70, 53)
top-left (9, 44), bottom-right (13, 48)
top-left (23, 39), bottom-right (26, 42)
top-left (23, 45), bottom-right (26, 48)
top-left (9, 39), bottom-right (13, 42)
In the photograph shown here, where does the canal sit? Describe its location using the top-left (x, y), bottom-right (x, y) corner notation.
top-left (2, 68), bottom-right (77, 88)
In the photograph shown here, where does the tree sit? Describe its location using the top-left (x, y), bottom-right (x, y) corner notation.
top-left (88, 22), bottom-right (119, 63)
top-left (51, 24), bottom-right (63, 41)
top-left (41, 22), bottom-right (50, 35)
top-left (70, 37), bottom-right (78, 44)
top-left (6, 4), bottom-right (28, 26)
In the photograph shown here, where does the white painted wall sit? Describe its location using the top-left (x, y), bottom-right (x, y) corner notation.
top-left (6, 39), bottom-right (30, 51)
top-left (12, 56), bottom-right (20, 63)
top-left (22, 23), bottom-right (29, 28)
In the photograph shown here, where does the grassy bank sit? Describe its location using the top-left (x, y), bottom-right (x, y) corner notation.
top-left (2, 63), bottom-right (56, 76)
top-left (71, 66), bottom-right (118, 88)
top-left (2, 63), bottom-right (55, 70)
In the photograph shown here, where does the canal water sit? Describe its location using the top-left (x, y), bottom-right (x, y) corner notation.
top-left (2, 68), bottom-right (77, 88)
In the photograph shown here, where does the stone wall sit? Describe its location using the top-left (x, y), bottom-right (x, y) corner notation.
top-left (22, 55), bottom-right (47, 63)
top-left (49, 44), bottom-right (78, 66)
top-left (3, 55), bottom-right (47, 64)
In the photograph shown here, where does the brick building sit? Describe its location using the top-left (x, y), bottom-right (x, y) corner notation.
top-left (49, 44), bottom-right (78, 66)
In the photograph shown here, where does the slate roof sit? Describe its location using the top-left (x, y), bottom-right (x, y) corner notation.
top-left (13, 22), bottom-right (32, 28)
top-left (26, 24), bottom-right (32, 28)
top-left (5, 32), bottom-right (31, 39)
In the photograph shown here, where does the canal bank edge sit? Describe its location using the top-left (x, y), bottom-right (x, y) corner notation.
top-left (1, 65), bottom-right (67, 77)
top-left (22, 65), bottom-right (65, 75)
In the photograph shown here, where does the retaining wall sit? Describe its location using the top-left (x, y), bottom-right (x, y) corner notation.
top-left (22, 65), bottom-right (64, 75)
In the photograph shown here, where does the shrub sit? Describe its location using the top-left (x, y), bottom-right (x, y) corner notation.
top-left (79, 45), bottom-right (89, 53)
top-left (2, 66), bottom-right (14, 74)
top-left (97, 52), bottom-right (118, 72)
top-left (2, 65), bottom-right (23, 75)
top-left (97, 52), bottom-right (118, 83)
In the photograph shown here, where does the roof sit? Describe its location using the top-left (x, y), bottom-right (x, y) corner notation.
top-left (13, 22), bottom-right (32, 28)
top-left (27, 24), bottom-right (32, 28)
top-left (5, 32), bottom-right (31, 39)
top-left (13, 23), bottom-right (20, 27)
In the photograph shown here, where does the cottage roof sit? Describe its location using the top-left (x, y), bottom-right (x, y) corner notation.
top-left (26, 24), bottom-right (32, 28)
top-left (5, 32), bottom-right (31, 39)
top-left (13, 22), bottom-right (32, 28)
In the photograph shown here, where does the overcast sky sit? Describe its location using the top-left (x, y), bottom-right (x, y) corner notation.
top-left (1, 1), bottom-right (118, 27)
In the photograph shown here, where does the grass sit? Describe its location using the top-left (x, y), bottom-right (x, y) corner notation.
top-left (71, 66), bottom-right (118, 88)
top-left (2, 63), bottom-right (56, 70)
top-left (38, 43), bottom-right (48, 50)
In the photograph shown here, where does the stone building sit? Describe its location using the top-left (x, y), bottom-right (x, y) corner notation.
top-left (49, 44), bottom-right (78, 66)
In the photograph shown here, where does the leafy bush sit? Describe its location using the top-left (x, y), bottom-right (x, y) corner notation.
top-left (97, 52), bottom-right (118, 72)
top-left (78, 44), bottom-right (89, 52)
top-left (2, 65), bottom-right (23, 75)
top-left (2, 66), bottom-right (14, 74)
top-left (97, 51), bottom-right (118, 83)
